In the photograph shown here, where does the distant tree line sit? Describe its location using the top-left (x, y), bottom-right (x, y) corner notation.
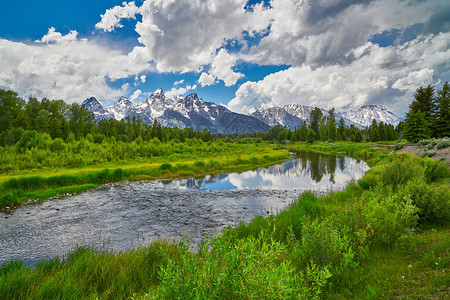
top-left (256, 107), bottom-right (399, 144)
top-left (0, 89), bottom-right (215, 147)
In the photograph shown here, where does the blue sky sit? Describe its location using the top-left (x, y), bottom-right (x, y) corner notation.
top-left (0, 0), bottom-right (449, 115)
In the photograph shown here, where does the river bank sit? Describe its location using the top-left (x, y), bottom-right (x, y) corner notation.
top-left (0, 144), bottom-right (290, 210)
top-left (1, 142), bottom-right (448, 299)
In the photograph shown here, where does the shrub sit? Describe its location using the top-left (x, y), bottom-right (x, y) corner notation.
top-left (351, 185), bottom-right (419, 245)
top-left (436, 138), bottom-right (450, 149)
top-left (151, 231), bottom-right (331, 299)
top-left (421, 158), bottom-right (449, 183)
top-left (300, 218), bottom-right (355, 272)
top-left (192, 161), bottom-right (206, 169)
top-left (398, 180), bottom-right (450, 224)
top-left (158, 163), bottom-right (173, 171)
top-left (207, 160), bottom-right (221, 169)
top-left (379, 155), bottom-right (424, 190)
top-left (0, 191), bottom-right (21, 207)
top-left (394, 142), bottom-right (405, 150)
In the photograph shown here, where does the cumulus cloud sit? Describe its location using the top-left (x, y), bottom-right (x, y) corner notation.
top-left (2, 0), bottom-right (449, 114)
top-left (0, 28), bottom-right (153, 103)
top-left (173, 79), bottom-right (184, 86)
top-left (210, 49), bottom-right (244, 86)
top-left (37, 27), bottom-right (81, 44)
top-left (228, 32), bottom-right (450, 115)
top-left (198, 72), bottom-right (216, 87)
top-left (129, 89), bottom-right (142, 101)
top-left (95, 1), bottom-right (139, 32)
top-left (165, 84), bottom-right (198, 98)
top-left (240, 0), bottom-right (441, 68)
top-left (126, 0), bottom-right (270, 73)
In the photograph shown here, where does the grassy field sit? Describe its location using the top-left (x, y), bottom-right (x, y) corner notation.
top-left (1, 141), bottom-right (449, 299)
top-left (0, 142), bottom-right (289, 209)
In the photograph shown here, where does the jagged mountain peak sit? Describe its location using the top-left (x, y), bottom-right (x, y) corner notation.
top-left (343, 105), bottom-right (401, 127)
top-left (153, 88), bottom-right (163, 95)
top-left (83, 89), bottom-right (267, 133)
top-left (82, 96), bottom-right (114, 121)
top-left (82, 97), bottom-right (102, 109)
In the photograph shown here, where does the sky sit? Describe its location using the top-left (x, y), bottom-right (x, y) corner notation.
top-left (0, 0), bottom-right (449, 116)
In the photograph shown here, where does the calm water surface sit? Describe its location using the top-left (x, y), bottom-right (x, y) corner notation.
top-left (0, 151), bottom-right (369, 264)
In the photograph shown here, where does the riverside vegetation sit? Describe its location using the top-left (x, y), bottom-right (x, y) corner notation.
top-left (1, 141), bottom-right (448, 299)
top-left (0, 87), bottom-right (449, 298)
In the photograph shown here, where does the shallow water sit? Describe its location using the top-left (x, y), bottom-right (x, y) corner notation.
top-left (0, 151), bottom-right (369, 264)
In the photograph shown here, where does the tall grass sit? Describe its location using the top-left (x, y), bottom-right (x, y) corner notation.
top-left (1, 144), bottom-right (448, 299)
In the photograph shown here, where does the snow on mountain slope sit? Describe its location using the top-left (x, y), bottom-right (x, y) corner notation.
top-left (342, 105), bottom-right (402, 127)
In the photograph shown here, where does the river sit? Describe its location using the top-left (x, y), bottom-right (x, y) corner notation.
top-left (0, 151), bottom-right (369, 264)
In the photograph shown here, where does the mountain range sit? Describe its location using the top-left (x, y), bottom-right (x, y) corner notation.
top-left (82, 89), bottom-right (403, 133)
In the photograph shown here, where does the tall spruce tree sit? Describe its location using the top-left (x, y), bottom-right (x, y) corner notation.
top-left (369, 119), bottom-right (379, 142)
top-left (309, 108), bottom-right (323, 140)
top-left (409, 85), bottom-right (436, 136)
top-left (403, 110), bottom-right (431, 142)
top-left (327, 108), bottom-right (337, 141)
top-left (436, 82), bottom-right (450, 137)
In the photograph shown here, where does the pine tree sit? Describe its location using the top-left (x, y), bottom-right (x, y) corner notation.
top-left (306, 129), bottom-right (316, 144)
top-left (409, 85), bottom-right (436, 136)
top-left (338, 118), bottom-right (346, 141)
top-left (309, 108), bottom-right (323, 140)
top-left (327, 108), bottom-right (337, 141)
top-left (377, 121), bottom-right (386, 141)
top-left (403, 110), bottom-right (431, 142)
top-left (436, 82), bottom-right (450, 137)
top-left (299, 122), bottom-right (307, 141)
top-left (369, 119), bottom-right (379, 142)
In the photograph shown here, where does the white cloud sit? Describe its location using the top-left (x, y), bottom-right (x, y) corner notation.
top-left (210, 49), bottom-right (244, 86)
top-left (36, 27), bottom-right (81, 44)
top-left (129, 0), bottom-right (270, 73)
top-left (165, 84), bottom-right (197, 98)
top-left (95, 1), bottom-right (139, 32)
top-left (392, 69), bottom-right (434, 91)
top-left (0, 28), bottom-right (153, 103)
top-left (229, 32), bottom-right (450, 115)
top-left (240, 0), bottom-right (441, 68)
top-left (129, 89), bottom-right (142, 101)
top-left (173, 79), bottom-right (184, 86)
top-left (140, 75), bottom-right (146, 83)
top-left (198, 72), bottom-right (216, 87)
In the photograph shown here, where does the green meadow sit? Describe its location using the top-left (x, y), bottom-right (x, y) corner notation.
top-left (1, 141), bottom-right (448, 299)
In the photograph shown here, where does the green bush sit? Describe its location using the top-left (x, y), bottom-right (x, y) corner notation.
top-left (436, 137), bottom-right (450, 149)
top-left (158, 163), bottom-right (173, 171)
top-left (421, 158), bottom-right (449, 182)
top-left (300, 218), bottom-right (355, 272)
top-left (350, 185), bottom-right (419, 246)
top-left (0, 191), bottom-right (21, 207)
top-left (192, 161), bottom-right (206, 169)
top-left (380, 155), bottom-right (424, 190)
top-left (150, 231), bottom-right (331, 299)
top-left (399, 180), bottom-right (450, 224)
top-left (394, 142), bottom-right (405, 150)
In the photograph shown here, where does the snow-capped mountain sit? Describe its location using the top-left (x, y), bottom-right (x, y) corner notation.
top-left (251, 104), bottom-right (365, 130)
top-left (83, 89), bottom-right (270, 133)
top-left (283, 104), bottom-right (328, 121)
top-left (81, 97), bottom-right (114, 121)
top-left (342, 105), bottom-right (402, 127)
top-left (250, 106), bottom-right (304, 129)
top-left (83, 89), bottom-right (401, 133)
top-left (108, 96), bottom-right (134, 121)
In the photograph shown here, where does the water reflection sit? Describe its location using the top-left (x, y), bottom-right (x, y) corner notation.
top-left (163, 151), bottom-right (369, 191)
top-left (0, 151), bottom-right (369, 264)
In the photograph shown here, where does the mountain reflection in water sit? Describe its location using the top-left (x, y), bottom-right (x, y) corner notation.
top-left (162, 151), bottom-right (369, 191)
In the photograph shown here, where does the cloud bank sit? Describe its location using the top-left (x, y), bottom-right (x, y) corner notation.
top-left (0, 0), bottom-right (449, 114)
